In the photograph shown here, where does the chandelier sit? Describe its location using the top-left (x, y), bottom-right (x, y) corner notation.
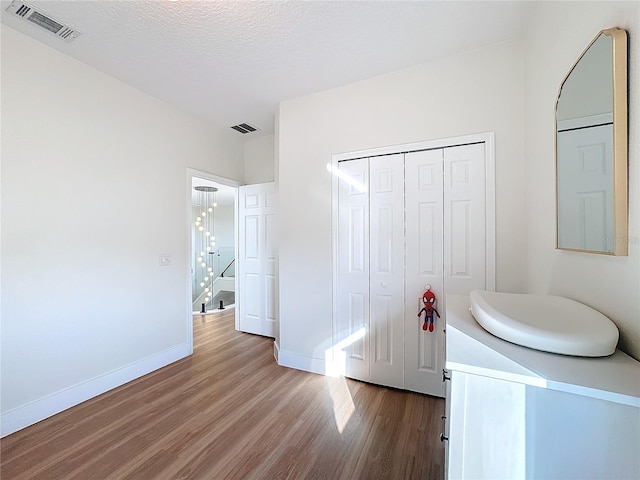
top-left (193, 185), bottom-right (218, 312)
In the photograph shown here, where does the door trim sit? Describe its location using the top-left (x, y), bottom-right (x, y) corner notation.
top-left (329, 133), bottom-right (496, 376)
top-left (186, 168), bottom-right (241, 352)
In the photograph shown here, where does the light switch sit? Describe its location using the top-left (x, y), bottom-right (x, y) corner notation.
top-left (159, 254), bottom-right (171, 266)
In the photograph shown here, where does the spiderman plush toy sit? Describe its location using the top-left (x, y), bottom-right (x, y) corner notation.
top-left (417, 285), bottom-right (440, 332)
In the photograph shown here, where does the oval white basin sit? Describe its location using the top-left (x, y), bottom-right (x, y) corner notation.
top-left (469, 290), bottom-right (619, 357)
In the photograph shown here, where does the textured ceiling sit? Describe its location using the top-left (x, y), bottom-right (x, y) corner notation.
top-left (1, 0), bottom-right (535, 136)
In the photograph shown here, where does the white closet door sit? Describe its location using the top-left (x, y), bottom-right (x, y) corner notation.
top-left (405, 149), bottom-right (445, 396)
top-left (335, 158), bottom-right (370, 382)
top-left (369, 154), bottom-right (405, 389)
top-left (334, 137), bottom-right (492, 394)
top-left (444, 143), bottom-right (486, 295)
top-left (238, 183), bottom-right (277, 338)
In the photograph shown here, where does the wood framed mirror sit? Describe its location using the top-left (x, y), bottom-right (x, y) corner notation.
top-left (555, 28), bottom-right (628, 255)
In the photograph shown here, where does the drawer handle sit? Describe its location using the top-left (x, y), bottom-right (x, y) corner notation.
top-left (440, 433), bottom-right (449, 442)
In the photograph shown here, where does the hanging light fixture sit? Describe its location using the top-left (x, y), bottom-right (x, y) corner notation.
top-left (194, 185), bottom-right (218, 312)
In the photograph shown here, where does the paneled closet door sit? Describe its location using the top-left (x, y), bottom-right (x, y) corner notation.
top-left (334, 138), bottom-right (490, 395)
top-left (404, 149), bottom-right (445, 396)
top-left (369, 154), bottom-right (405, 389)
top-left (335, 158), bottom-right (370, 382)
top-left (443, 143), bottom-right (486, 295)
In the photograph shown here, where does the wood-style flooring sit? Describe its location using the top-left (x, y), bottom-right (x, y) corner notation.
top-left (1, 310), bottom-right (445, 479)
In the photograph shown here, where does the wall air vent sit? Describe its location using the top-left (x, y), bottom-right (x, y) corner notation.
top-left (230, 123), bottom-right (259, 134)
top-left (5, 0), bottom-right (81, 42)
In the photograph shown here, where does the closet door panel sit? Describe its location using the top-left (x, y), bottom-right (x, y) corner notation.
top-left (372, 294), bottom-right (393, 363)
top-left (369, 154), bottom-right (404, 389)
top-left (405, 149), bottom-right (446, 396)
top-left (444, 144), bottom-right (486, 294)
top-left (336, 159), bottom-right (370, 381)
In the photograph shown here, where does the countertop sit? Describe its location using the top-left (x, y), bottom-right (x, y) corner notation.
top-left (445, 294), bottom-right (640, 407)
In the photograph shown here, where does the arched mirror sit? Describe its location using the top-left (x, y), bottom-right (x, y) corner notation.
top-left (556, 28), bottom-right (628, 255)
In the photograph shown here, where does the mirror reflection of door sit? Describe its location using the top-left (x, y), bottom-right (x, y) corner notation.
top-left (557, 118), bottom-right (613, 251)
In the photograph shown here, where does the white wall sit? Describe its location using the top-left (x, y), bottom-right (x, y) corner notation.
top-left (277, 42), bottom-right (525, 368)
top-left (213, 202), bottom-right (235, 249)
top-left (244, 134), bottom-right (275, 184)
top-left (523, 1), bottom-right (640, 360)
top-left (0, 27), bottom-right (244, 434)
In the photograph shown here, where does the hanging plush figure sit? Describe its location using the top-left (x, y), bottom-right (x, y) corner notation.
top-left (417, 285), bottom-right (440, 332)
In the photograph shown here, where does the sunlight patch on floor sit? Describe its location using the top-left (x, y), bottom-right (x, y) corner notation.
top-left (323, 327), bottom-right (366, 433)
top-left (326, 376), bottom-right (356, 434)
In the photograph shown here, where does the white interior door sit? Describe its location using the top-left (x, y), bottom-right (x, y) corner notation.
top-left (369, 154), bottom-right (405, 389)
top-left (405, 149), bottom-right (445, 395)
top-left (335, 159), bottom-right (370, 381)
top-left (238, 183), bottom-right (277, 338)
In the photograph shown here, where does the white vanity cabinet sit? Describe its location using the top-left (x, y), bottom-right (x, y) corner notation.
top-left (444, 294), bottom-right (640, 480)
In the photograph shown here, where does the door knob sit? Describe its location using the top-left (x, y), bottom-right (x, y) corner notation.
top-left (380, 282), bottom-right (387, 288)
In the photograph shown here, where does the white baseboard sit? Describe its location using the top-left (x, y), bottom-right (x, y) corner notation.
top-left (1, 342), bottom-right (191, 437)
top-left (276, 348), bottom-right (327, 376)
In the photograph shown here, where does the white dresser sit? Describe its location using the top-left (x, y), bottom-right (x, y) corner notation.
top-left (444, 294), bottom-right (640, 480)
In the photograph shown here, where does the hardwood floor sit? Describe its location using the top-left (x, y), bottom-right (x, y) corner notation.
top-left (1, 310), bottom-right (445, 479)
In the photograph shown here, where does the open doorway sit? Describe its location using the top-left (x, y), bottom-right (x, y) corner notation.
top-left (187, 169), bottom-right (277, 348)
top-left (189, 172), bottom-right (239, 315)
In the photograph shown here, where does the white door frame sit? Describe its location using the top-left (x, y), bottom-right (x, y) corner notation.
top-left (186, 168), bottom-right (241, 352)
top-left (330, 132), bottom-right (496, 375)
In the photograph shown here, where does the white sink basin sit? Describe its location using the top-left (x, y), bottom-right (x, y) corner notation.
top-left (469, 290), bottom-right (619, 357)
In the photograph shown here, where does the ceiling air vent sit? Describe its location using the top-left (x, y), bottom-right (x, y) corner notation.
top-left (5, 0), bottom-right (81, 42)
top-left (230, 123), bottom-right (259, 134)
